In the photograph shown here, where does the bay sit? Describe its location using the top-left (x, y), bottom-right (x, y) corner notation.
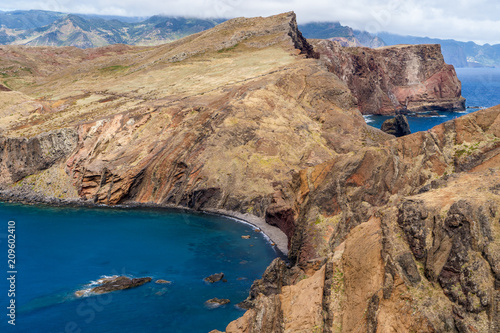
top-left (0, 203), bottom-right (278, 332)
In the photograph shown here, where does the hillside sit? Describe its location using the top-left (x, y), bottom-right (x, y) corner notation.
top-left (0, 12), bottom-right (498, 333)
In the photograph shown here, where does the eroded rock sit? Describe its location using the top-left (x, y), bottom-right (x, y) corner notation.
top-left (205, 298), bottom-right (230, 307)
top-left (204, 273), bottom-right (224, 283)
top-left (381, 114), bottom-right (411, 137)
top-left (75, 276), bottom-right (152, 297)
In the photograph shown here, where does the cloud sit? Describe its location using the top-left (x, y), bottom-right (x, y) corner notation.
top-left (1, 0), bottom-right (500, 44)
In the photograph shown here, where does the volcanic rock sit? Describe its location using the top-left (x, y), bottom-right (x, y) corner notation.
top-left (311, 40), bottom-right (466, 115)
top-left (380, 114), bottom-right (411, 137)
top-left (0, 11), bottom-right (497, 333)
top-left (74, 276), bottom-right (152, 297)
top-left (205, 298), bottom-right (231, 307)
top-left (204, 273), bottom-right (225, 283)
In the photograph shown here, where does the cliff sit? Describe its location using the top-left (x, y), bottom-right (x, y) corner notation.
top-left (219, 106), bottom-right (500, 333)
top-left (0, 12), bottom-right (498, 333)
top-left (0, 12), bottom-right (384, 211)
top-left (312, 40), bottom-right (466, 114)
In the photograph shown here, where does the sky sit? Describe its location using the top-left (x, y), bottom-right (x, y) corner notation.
top-left (1, 0), bottom-right (500, 45)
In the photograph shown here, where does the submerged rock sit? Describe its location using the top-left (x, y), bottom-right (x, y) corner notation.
top-left (155, 279), bottom-right (172, 284)
top-left (75, 276), bottom-right (152, 297)
top-left (204, 273), bottom-right (225, 283)
top-left (380, 114), bottom-right (411, 137)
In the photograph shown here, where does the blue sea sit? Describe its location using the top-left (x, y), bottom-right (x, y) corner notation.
top-left (0, 203), bottom-right (278, 332)
top-left (364, 67), bottom-right (500, 132)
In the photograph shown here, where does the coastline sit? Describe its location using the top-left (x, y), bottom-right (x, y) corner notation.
top-left (0, 188), bottom-right (289, 256)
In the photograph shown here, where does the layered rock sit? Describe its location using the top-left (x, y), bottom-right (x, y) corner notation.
top-left (0, 12), bottom-right (390, 211)
top-left (222, 106), bottom-right (500, 332)
top-left (311, 40), bottom-right (466, 115)
top-left (0, 11), bottom-right (497, 333)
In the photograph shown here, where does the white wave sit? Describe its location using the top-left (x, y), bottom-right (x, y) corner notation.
top-left (363, 115), bottom-right (374, 123)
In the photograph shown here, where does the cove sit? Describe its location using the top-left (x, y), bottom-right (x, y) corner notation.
top-left (0, 202), bottom-right (279, 332)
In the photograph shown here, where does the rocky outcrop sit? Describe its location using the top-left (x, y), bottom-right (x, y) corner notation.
top-left (0, 11), bottom-right (498, 333)
top-left (74, 276), bottom-right (152, 297)
top-left (311, 40), bottom-right (466, 115)
top-left (0, 128), bottom-right (77, 185)
top-left (221, 106), bottom-right (500, 332)
top-left (204, 273), bottom-right (225, 283)
top-left (380, 114), bottom-right (411, 137)
top-left (205, 298), bottom-right (231, 307)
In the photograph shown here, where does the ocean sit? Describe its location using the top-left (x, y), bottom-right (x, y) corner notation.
top-left (364, 67), bottom-right (500, 132)
top-left (0, 203), bottom-right (278, 332)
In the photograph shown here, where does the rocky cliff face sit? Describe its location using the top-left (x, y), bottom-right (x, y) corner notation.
top-left (0, 12), bottom-right (388, 211)
top-left (312, 40), bottom-right (466, 115)
top-left (0, 11), bottom-right (497, 333)
top-left (219, 106), bottom-right (500, 332)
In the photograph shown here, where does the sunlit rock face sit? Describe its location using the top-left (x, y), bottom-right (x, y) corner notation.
top-left (312, 40), bottom-right (466, 115)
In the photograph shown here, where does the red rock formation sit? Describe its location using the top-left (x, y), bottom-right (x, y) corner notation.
top-left (312, 40), bottom-right (466, 115)
top-left (0, 12), bottom-right (498, 333)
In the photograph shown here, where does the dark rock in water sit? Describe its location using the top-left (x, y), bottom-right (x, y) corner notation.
top-left (75, 276), bottom-right (152, 297)
top-left (204, 273), bottom-right (224, 283)
top-left (380, 114), bottom-right (411, 137)
top-left (155, 279), bottom-right (172, 284)
top-left (205, 298), bottom-right (230, 307)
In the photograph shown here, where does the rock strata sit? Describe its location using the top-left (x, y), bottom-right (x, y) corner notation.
top-left (311, 40), bottom-right (466, 115)
top-left (0, 11), bottom-right (494, 333)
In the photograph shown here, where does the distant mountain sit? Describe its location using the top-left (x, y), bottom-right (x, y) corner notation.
top-left (298, 22), bottom-right (385, 48)
top-left (0, 10), bottom-right (64, 30)
top-left (376, 32), bottom-right (500, 68)
top-left (1, 10), bottom-right (499, 68)
top-left (295, 21), bottom-right (500, 68)
top-left (0, 10), bottom-right (225, 48)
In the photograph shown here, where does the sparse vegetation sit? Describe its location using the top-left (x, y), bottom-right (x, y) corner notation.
top-left (217, 43), bottom-right (239, 53)
top-left (99, 65), bottom-right (130, 74)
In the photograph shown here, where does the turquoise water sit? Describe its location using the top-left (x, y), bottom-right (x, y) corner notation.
top-left (0, 203), bottom-right (278, 332)
top-left (365, 67), bottom-right (500, 132)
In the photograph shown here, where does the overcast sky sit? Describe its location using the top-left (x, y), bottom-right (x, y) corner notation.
top-left (2, 0), bottom-right (500, 45)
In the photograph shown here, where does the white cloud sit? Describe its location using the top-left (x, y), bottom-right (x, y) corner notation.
top-left (1, 0), bottom-right (500, 44)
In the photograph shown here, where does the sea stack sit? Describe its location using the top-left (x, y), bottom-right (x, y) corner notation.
top-left (380, 114), bottom-right (411, 137)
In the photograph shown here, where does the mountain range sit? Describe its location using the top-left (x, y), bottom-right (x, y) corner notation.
top-left (0, 10), bottom-right (224, 47)
top-left (0, 10), bottom-right (499, 67)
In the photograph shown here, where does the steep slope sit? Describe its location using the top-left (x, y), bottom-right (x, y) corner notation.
top-left (219, 104), bottom-right (500, 333)
top-left (0, 12), bottom-right (496, 333)
top-left (0, 12), bottom-right (388, 213)
top-left (312, 40), bottom-right (466, 114)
